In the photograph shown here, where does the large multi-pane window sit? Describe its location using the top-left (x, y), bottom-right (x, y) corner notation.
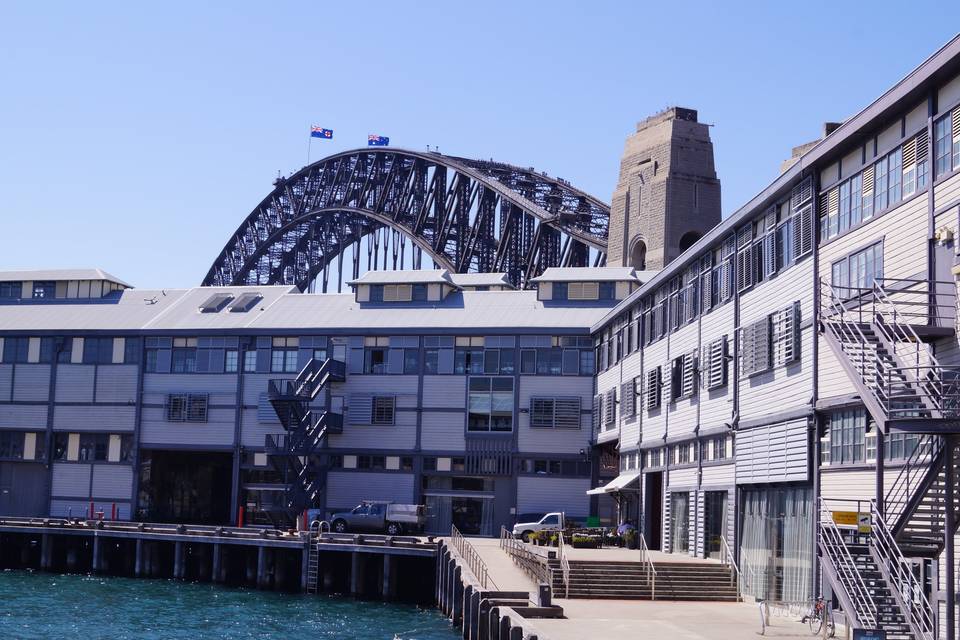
top-left (82, 337), bottom-right (114, 364)
top-left (935, 112), bottom-right (953, 178)
top-left (828, 409), bottom-right (866, 464)
top-left (171, 337), bottom-right (198, 373)
top-left (32, 281), bottom-right (55, 299)
top-left (831, 242), bottom-right (883, 293)
top-left (467, 377), bottom-right (514, 432)
top-left (271, 337), bottom-right (299, 373)
top-left (0, 281), bottom-right (22, 299)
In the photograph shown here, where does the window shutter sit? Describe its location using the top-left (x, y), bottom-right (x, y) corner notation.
top-left (763, 233), bottom-right (777, 277)
top-left (646, 368), bottom-right (661, 410)
top-left (349, 393), bottom-right (373, 424)
top-left (700, 271), bottom-right (712, 311)
top-left (705, 336), bottom-right (728, 390)
top-left (953, 108), bottom-right (960, 146)
top-left (736, 247), bottom-right (753, 292)
top-left (772, 301), bottom-right (801, 366)
top-left (752, 317), bottom-right (771, 374)
top-left (740, 323), bottom-right (754, 378)
top-left (902, 136), bottom-right (917, 171)
top-left (862, 165), bottom-right (875, 199)
top-left (604, 389), bottom-right (616, 425)
top-left (681, 351), bottom-right (696, 398)
top-left (793, 204), bottom-right (813, 258)
top-left (719, 259), bottom-right (733, 300)
top-left (621, 381), bottom-right (636, 418)
top-left (554, 398), bottom-right (581, 429)
top-left (916, 129), bottom-right (929, 161)
top-left (790, 176), bottom-right (813, 210)
top-left (592, 394), bottom-right (602, 430)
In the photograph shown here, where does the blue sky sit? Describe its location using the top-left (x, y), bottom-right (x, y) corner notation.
top-left (1, 2), bottom-right (958, 288)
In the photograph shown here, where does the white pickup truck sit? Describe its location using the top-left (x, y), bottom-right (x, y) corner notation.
top-left (512, 512), bottom-right (565, 541)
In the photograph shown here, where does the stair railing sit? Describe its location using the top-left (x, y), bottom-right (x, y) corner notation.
top-left (869, 500), bottom-right (935, 640)
top-left (499, 526), bottom-right (552, 588)
top-left (818, 500), bottom-right (878, 629)
top-left (637, 532), bottom-right (658, 601)
top-left (884, 434), bottom-right (943, 532)
top-left (718, 533), bottom-right (743, 598)
top-left (556, 531), bottom-right (571, 598)
top-left (451, 524), bottom-right (493, 589)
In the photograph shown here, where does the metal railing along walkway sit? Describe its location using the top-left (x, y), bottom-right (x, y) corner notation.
top-left (451, 525), bottom-right (495, 589)
top-left (499, 526), bottom-right (553, 586)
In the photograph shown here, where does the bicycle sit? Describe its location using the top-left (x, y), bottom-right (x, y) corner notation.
top-left (801, 596), bottom-right (836, 637)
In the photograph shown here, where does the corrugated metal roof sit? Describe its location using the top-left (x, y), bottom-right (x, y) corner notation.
top-left (530, 267), bottom-right (639, 282)
top-left (0, 268), bottom-right (132, 288)
top-left (0, 286), bottom-right (605, 333)
top-left (345, 269), bottom-right (455, 286)
top-left (447, 273), bottom-right (514, 288)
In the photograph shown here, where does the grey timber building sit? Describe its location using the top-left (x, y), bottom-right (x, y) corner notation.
top-left (4, 32), bottom-right (960, 640)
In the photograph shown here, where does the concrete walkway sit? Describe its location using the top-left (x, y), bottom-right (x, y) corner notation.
top-left (463, 537), bottom-right (818, 639)
top-left (461, 536), bottom-right (536, 593)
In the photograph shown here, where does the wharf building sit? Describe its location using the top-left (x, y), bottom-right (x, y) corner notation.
top-left (3, 33), bottom-right (960, 640)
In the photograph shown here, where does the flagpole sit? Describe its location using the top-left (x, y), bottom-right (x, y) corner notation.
top-left (306, 132), bottom-right (312, 166)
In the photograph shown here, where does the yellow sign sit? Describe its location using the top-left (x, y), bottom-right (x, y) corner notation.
top-left (832, 511), bottom-right (871, 533)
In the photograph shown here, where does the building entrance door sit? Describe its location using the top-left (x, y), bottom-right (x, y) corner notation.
top-left (703, 491), bottom-right (728, 559)
top-left (643, 472), bottom-right (663, 550)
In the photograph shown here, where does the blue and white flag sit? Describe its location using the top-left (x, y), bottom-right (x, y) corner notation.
top-left (311, 126), bottom-right (333, 139)
top-left (368, 134), bottom-right (390, 146)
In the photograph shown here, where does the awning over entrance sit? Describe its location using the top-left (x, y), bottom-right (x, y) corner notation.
top-left (586, 470), bottom-right (641, 495)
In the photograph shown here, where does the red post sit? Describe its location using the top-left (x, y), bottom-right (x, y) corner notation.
top-left (89, 501), bottom-right (94, 519)
top-left (111, 503), bottom-right (117, 521)
top-left (237, 506), bottom-right (244, 528)
top-left (302, 509), bottom-right (308, 532)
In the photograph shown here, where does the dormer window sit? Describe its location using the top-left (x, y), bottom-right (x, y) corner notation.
top-left (32, 281), bottom-right (55, 299)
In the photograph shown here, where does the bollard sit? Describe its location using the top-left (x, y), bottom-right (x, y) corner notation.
top-left (461, 584), bottom-right (473, 638)
top-left (468, 589), bottom-right (481, 640)
top-left (478, 599), bottom-right (491, 640)
top-left (489, 607), bottom-right (501, 640)
top-left (452, 565), bottom-right (463, 624)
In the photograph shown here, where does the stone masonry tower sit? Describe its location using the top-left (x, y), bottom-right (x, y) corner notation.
top-left (607, 107), bottom-right (721, 270)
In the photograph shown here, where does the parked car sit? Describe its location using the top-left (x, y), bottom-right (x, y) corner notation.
top-left (329, 501), bottom-right (425, 535)
top-left (511, 512), bottom-right (565, 541)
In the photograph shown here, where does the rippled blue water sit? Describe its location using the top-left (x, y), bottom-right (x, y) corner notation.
top-left (0, 570), bottom-right (458, 640)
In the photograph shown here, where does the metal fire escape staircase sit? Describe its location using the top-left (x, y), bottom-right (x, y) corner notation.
top-left (818, 278), bottom-right (958, 640)
top-left (265, 358), bottom-right (345, 528)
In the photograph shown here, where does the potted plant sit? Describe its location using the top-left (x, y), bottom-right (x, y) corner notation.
top-left (571, 534), bottom-right (599, 549)
top-left (624, 528), bottom-right (638, 550)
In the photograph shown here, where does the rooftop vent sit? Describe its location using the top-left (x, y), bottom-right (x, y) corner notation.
top-left (199, 293), bottom-right (234, 313)
top-left (229, 292), bottom-right (262, 313)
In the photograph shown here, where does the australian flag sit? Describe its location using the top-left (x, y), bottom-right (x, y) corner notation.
top-left (311, 126), bottom-right (333, 139)
top-left (368, 134), bottom-right (389, 146)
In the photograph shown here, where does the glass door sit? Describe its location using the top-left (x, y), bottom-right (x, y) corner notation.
top-left (671, 492), bottom-right (690, 554)
top-left (703, 491), bottom-right (727, 560)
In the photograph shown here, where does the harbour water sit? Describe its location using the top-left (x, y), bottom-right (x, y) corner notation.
top-left (0, 570), bottom-right (458, 640)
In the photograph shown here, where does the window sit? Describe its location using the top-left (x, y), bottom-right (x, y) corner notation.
top-left (371, 396), bottom-right (395, 425)
top-left (123, 338), bottom-right (140, 364)
top-left (82, 337), bottom-right (114, 364)
top-left (225, 350), bottom-right (238, 373)
top-left (832, 242), bottom-right (883, 293)
top-left (670, 352), bottom-right (696, 401)
top-left (363, 347), bottom-right (387, 374)
top-left (272, 337), bottom-right (299, 373)
top-left (482, 348), bottom-right (515, 375)
top-left (32, 281), bottom-right (56, 299)
top-left (171, 337), bottom-right (198, 373)
top-left (645, 367), bottom-right (662, 411)
top-left (935, 111), bottom-right (953, 179)
top-left (402, 348), bottom-right (420, 374)
top-left (828, 409), bottom-right (866, 464)
top-left (78, 433), bottom-right (109, 462)
top-left (702, 336), bottom-right (729, 390)
top-left (243, 350), bottom-right (257, 372)
top-left (530, 397), bottom-right (581, 429)
top-left (713, 435), bottom-right (729, 460)
top-left (0, 431), bottom-right (24, 459)
top-left (468, 377), bottom-right (514, 432)
top-left (0, 282), bottom-right (21, 299)
top-left (2, 337), bottom-right (28, 363)
top-left (53, 433), bottom-right (68, 460)
top-left (166, 393), bottom-right (208, 422)
top-left (412, 284), bottom-right (427, 301)
top-left (535, 348), bottom-right (562, 375)
top-left (455, 347), bottom-right (484, 374)
top-left (358, 455), bottom-right (387, 470)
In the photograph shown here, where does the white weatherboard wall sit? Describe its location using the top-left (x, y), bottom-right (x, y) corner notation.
top-left (619, 347), bottom-right (643, 450)
top-left (325, 472), bottom-right (414, 510)
top-left (935, 172), bottom-right (960, 211)
top-left (699, 302), bottom-right (735, 430)
top-left (55, 365), bottom-right (95, 402)
top-left (820, 469), bottom-right (895, 505)
top-left (701, 462), bottom-right (735, 487)
top-left (668, 466), bottom-right (697, 490)
top-left (13, 365), bottom-right (50, 402)
top-left (518, 376), bottom-right (593, 454)
top-left (92, 465), bottom-right (133, 500)
top-left (51, 463), bottom-right (91, 498)
top-left (517, 477), bottom-right (590, 519)
top-left (141, 407), bottom-right (236, 446)
top-left (738, 259), bottom-right (814, 421)
top-left (595, 350), bottom-right (622, 445)
top-left (641, 338), bottom-right (669, 446)
top-left (53, 406), bottom-right (136, 432)
top-left (422, 376), bottom-right (466, 409)
top-left (735, 418), bottom-right (809, 483)
top-left (0, 405), bottom-right (47, 429)
top-left (94, 365), bottom-right (138, 403)
top-left (666, 320), bottom-right (699, 441)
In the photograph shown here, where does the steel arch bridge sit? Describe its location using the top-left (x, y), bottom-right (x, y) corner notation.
top-left (203, 148), bottom-right (610, 291)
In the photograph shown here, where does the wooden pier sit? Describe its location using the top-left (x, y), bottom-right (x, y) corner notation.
top-left (0, 517), bottom-right (436, 602)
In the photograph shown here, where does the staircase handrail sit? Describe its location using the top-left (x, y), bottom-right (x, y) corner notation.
top-left (556, 531), bottom-right (571, 598)
top-left (875, 276), bottom-right (957, 329)
top-left (637, 532), bottom-right (658, 601)
top-left (718, 533), bottom-right (743, 596)
top-left (820, 280), bottom-right (884, 401)
top-left (451, 524), bottom-right (493, 589)
top-left (499, 526), bottom-right (552, 589)
top-left (818, 500), bottom-right (878, 628)
top-left (869, 500), bottom-right (935, 640)
top-left (884, 434), bottom-right (943, 531)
